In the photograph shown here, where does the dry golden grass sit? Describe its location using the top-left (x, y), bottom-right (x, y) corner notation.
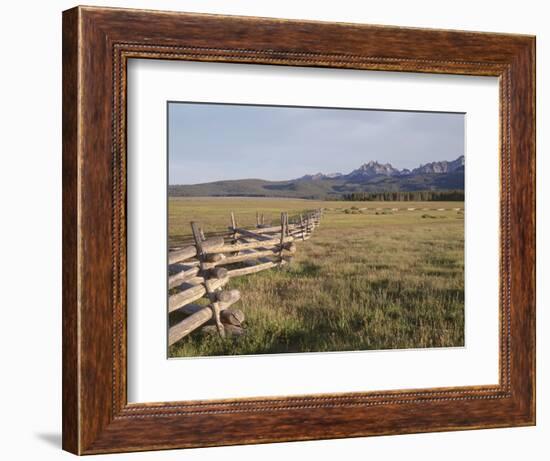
top-left (168, 197), bottom-right (464, 357)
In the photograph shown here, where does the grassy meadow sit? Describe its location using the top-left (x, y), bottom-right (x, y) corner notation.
top-left (168, 197), bottom-right (464, 357)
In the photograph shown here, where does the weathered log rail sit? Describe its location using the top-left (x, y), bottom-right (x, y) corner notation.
top-left (168, 208), bottom-right (322, 346)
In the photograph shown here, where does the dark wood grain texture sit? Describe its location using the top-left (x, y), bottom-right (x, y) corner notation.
top-left (62, 5), bottom-right (536, 455)
top-left (62, 7), bottom-right (79, 454)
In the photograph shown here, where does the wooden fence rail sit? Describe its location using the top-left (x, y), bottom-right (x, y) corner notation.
top-left (167, 208), bottom-right (323, 346)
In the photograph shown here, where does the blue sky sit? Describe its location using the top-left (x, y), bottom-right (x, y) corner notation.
top-left (168, 102), bottom-right (464, 185)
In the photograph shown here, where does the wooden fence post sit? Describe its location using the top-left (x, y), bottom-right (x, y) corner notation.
top-left (230, 211), bottom-right (237, 242)
top-left (278, 212), bottom-right (287, 266)
top-left (191, 222), bottom-right (225, 338)
top-left (285, 212), bottom-right (289, 236)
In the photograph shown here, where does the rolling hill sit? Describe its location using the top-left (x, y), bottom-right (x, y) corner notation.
top-left (169, 156), bottom-right (464, 200)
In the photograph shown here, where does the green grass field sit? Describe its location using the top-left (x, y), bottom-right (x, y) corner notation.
top-left (168, 197), bottom-right (464, 357)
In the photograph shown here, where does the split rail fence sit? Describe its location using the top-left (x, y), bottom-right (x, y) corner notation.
top-left (168, 209), bottom-right (323, 346)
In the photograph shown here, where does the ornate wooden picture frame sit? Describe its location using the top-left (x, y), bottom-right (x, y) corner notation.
top-left (62, 6), bottom-right (535, 455)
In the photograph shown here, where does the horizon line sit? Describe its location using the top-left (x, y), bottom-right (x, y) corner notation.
top-left (168, 154), bottom-right (465, 186)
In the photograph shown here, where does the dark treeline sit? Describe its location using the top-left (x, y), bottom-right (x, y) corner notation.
top-left (341, 190), bottom-right (464, 201)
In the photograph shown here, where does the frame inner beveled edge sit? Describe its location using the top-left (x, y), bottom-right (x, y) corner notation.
top-left (111, 44), bottom-right (512, 417)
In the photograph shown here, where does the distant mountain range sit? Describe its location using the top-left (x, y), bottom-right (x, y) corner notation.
top-left (169, 155), bottom-right (464, 200)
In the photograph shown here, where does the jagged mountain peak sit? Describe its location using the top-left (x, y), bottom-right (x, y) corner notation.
top-left (348, 160), bottom-right (400, 178)
top-left (298, 156), bottom-right (463, 180)
top-left (411, 155), bottom-right (464, 175)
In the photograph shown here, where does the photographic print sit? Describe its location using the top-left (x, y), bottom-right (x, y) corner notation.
top-left (167, 102), bottom-right (465, 358)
